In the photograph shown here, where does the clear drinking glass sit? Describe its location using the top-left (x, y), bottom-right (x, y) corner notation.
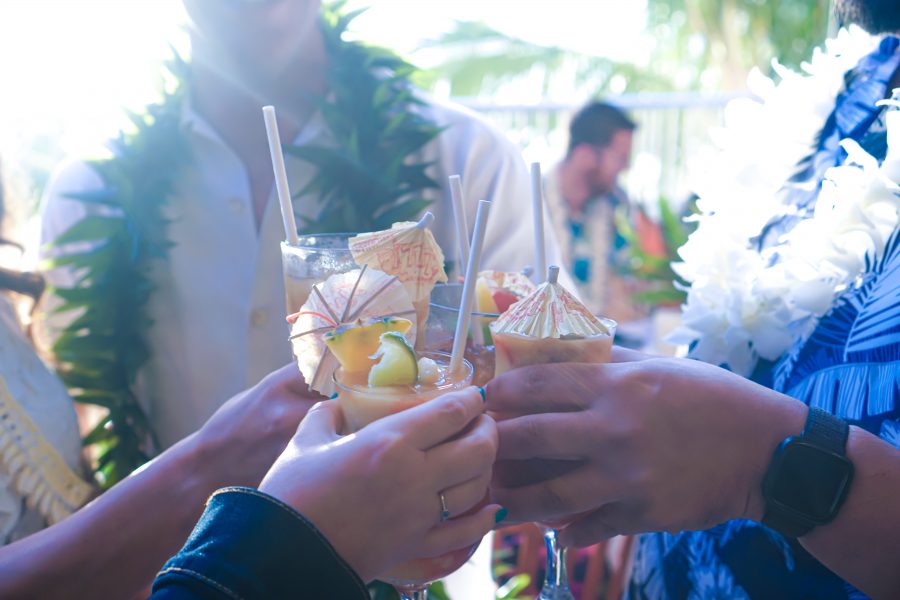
top-left (490, 319), bottom-right (617, 600)
top-left (426, 283), bottom-right (498, 387)
top-left (333, 351), bottom-right (476, 599)
top-left (280, 233), bottom-right (358, 314)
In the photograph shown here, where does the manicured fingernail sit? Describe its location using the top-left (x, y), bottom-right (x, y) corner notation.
top-left (478, 387), bottom-right (486, 403)
top-left (494, 507), bottom-right (508, 524)
top-left (329, 393), bottom-right (339, 399)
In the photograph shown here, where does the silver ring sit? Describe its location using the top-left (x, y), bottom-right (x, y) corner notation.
top-left (439, 492), bottom-right (450, 522)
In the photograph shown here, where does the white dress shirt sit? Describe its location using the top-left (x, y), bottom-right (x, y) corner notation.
top-left (39, 93), bottom-right (572, 448)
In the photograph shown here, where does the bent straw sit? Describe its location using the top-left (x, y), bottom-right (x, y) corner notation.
top-left (530, 163), bottom-right (547, 281)
top-left (263, 106), bottom-right (299, 246)
top-left (451, 199), bottom-right (492, 374)
top-left (449, 175), bottom-right (470, 279)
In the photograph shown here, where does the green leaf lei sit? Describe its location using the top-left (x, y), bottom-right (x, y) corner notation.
top-left (46, 55), bottom-right (191, 488)
top-left (290, 4), bottom-right (441, 233)
top-left (47, 6), bottom-right (441, 488)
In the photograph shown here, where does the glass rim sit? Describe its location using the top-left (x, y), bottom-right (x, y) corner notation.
top-left (332, 350), bottom-right (474, 394)
top-left (429, 282), bottom-right (499, 318)
top-left (489, 316), bottom-right (617, 339)
top-left (281, 233), bottom-right (358, 250)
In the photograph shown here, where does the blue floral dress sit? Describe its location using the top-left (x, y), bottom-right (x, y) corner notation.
top-left (627, 36), bottom-right (900, 600)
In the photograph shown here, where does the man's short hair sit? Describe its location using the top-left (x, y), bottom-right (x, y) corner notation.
top-left (835, 0), bottom-right (900, 35)
top-left (567, 102), bottom-right (637, 156)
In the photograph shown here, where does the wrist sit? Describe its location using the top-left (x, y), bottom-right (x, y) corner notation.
top-left (740, 393), bottom-right (808, 522)
top-left (170, 433), bottom-right (226, 503)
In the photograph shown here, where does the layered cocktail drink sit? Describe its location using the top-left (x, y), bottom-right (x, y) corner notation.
top-left (427, 274), bottom-right (536, 386)
top-left (488, 266), bottom-right (615, 600)
top-left (329, 331), bottom-right (481, 590)
top-left (334, 350), bottom-right (473, 436)
top-left (493, 322), bottom-right (615, 375)
top-left (281, 233), bottom-right (357, 313)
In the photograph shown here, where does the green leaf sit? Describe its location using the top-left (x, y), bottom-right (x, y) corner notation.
top-left (496, 574), bottom-right (532, 599)
top-left (64, 188), bottom-right (121, 206)
top-left (82, 415), bottom-right (113, 446)
top-left (49, 215), bottom-right (125, 247)
top-left (634, 288), bottom-right (686, 306)
top-left (374, 197), bottom-right (433, 227)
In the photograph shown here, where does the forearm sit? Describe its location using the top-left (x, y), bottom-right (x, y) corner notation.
top-left (0, 434), bottom-right (214, 599)
top-left (740, 392), bottom-right (900, 598)
top-left (799, 426), bottom-right (900, 599)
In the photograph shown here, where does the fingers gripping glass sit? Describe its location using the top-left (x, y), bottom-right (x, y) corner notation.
top-left (333, 352), bottom-right (477, 600)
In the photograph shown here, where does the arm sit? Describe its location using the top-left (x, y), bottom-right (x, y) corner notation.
top-left (795, 426), bottom-right (900, 598)
top-left (486, 357), bottom-right (900, 598)
top-left (152, 389), bottom-right (501, 599)
top-left (0, 433), bottom-right (216, 599)
top-left (0, 365), bottom-right (317, 599)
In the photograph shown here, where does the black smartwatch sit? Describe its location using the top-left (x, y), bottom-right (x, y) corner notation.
top-left (761, 408), bottom-right (854, 538)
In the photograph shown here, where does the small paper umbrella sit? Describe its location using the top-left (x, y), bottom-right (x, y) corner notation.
top-left (491, 266), bottom-right (610, 339)
top-left (349, 212), bottom-right (448, 348)
top-left (289, 266), bottom-right (416, 396)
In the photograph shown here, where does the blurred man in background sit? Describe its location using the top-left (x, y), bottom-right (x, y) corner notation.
top-left (544, 102), bottom-right (640, 321)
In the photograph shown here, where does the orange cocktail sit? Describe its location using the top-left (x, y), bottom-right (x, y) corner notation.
top-left (488, 265), bottom-right (615, 600)
top-left (280, 234), bottom-right (357, 313)
top-left (333, 351), bottom-right (480, 589)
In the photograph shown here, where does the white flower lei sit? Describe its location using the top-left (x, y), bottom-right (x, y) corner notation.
top-left (670, 26), bottom-right (900, 376)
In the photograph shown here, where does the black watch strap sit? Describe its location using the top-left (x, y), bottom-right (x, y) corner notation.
top-left (802, 407), bottom-right (849, 453)
top-left (762, 408), bottom-right (850, 538)
top-left (762, 503), bottom-right (817, 538)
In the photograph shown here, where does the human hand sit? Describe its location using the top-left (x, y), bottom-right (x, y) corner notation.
top-left (259, 387), bottom-right (502, 582)
top-left (485, 356), bottom-right (807, 547)
top-left (192, 364), bottom-right (323, 489)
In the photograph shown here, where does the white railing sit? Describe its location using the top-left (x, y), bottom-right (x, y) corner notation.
top-left (457, 91), bottom-right (753, 211)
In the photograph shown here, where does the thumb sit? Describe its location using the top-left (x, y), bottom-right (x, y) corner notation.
top-left (295, 399), bottom-right (343, 447)
top-left (610, 345), bottom-right (655, 363)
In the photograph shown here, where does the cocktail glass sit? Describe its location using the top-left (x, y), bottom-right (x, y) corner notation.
top-left (426, 283), bottom-right (497, 387)
top-left (333, 351), bottom-right (477, 599)
top-left (491, 319), bottom-right (616, 600)
top-left (280, 233), bottom-right (358, 314)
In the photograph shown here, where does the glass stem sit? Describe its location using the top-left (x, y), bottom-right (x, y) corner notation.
top-left (396, 585), bottom-right (428, 600)
top-left (542, 528), bottom-right (572, 594)
top-left (555, 543), bottom-right (570, 591)
top-left (543, 528), bottom-right (557, 591)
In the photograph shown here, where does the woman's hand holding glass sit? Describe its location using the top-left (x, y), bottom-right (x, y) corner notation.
top-left (259, 387), bottom-right (502, 582)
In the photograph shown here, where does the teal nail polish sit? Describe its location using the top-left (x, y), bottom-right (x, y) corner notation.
top-left (478, 387), bottom-right (486, 403)
top-left (494, 507), bottom-right (508, 524)
top-left (329, 393), bottom-right (339, 399)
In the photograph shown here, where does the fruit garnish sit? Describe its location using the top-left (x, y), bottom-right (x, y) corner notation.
top-left (325, 317), bottom-right (412, 373)
top-left (417, 357), bottom-right (440, 384)
top-left (475, 276), bottom-right (500, 313)
top-left (368, 331), bottom-right (419, 386)
top-left (476, 270), bottom-right (538, 315)
top-left (491, 289), bottom-right (521, 313)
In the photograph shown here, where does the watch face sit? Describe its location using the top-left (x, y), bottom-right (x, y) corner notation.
top-left (767, 440), bottom-right (854, 523)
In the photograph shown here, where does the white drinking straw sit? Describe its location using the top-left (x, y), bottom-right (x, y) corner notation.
top-left (263, 106), bottom-right (299, 246)
top-left (530, 162), bottom-right (547, 281)
top-left (448, 175), bottom-right (470, 279)
top-left (450, 199), bottom-right (492, 375)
